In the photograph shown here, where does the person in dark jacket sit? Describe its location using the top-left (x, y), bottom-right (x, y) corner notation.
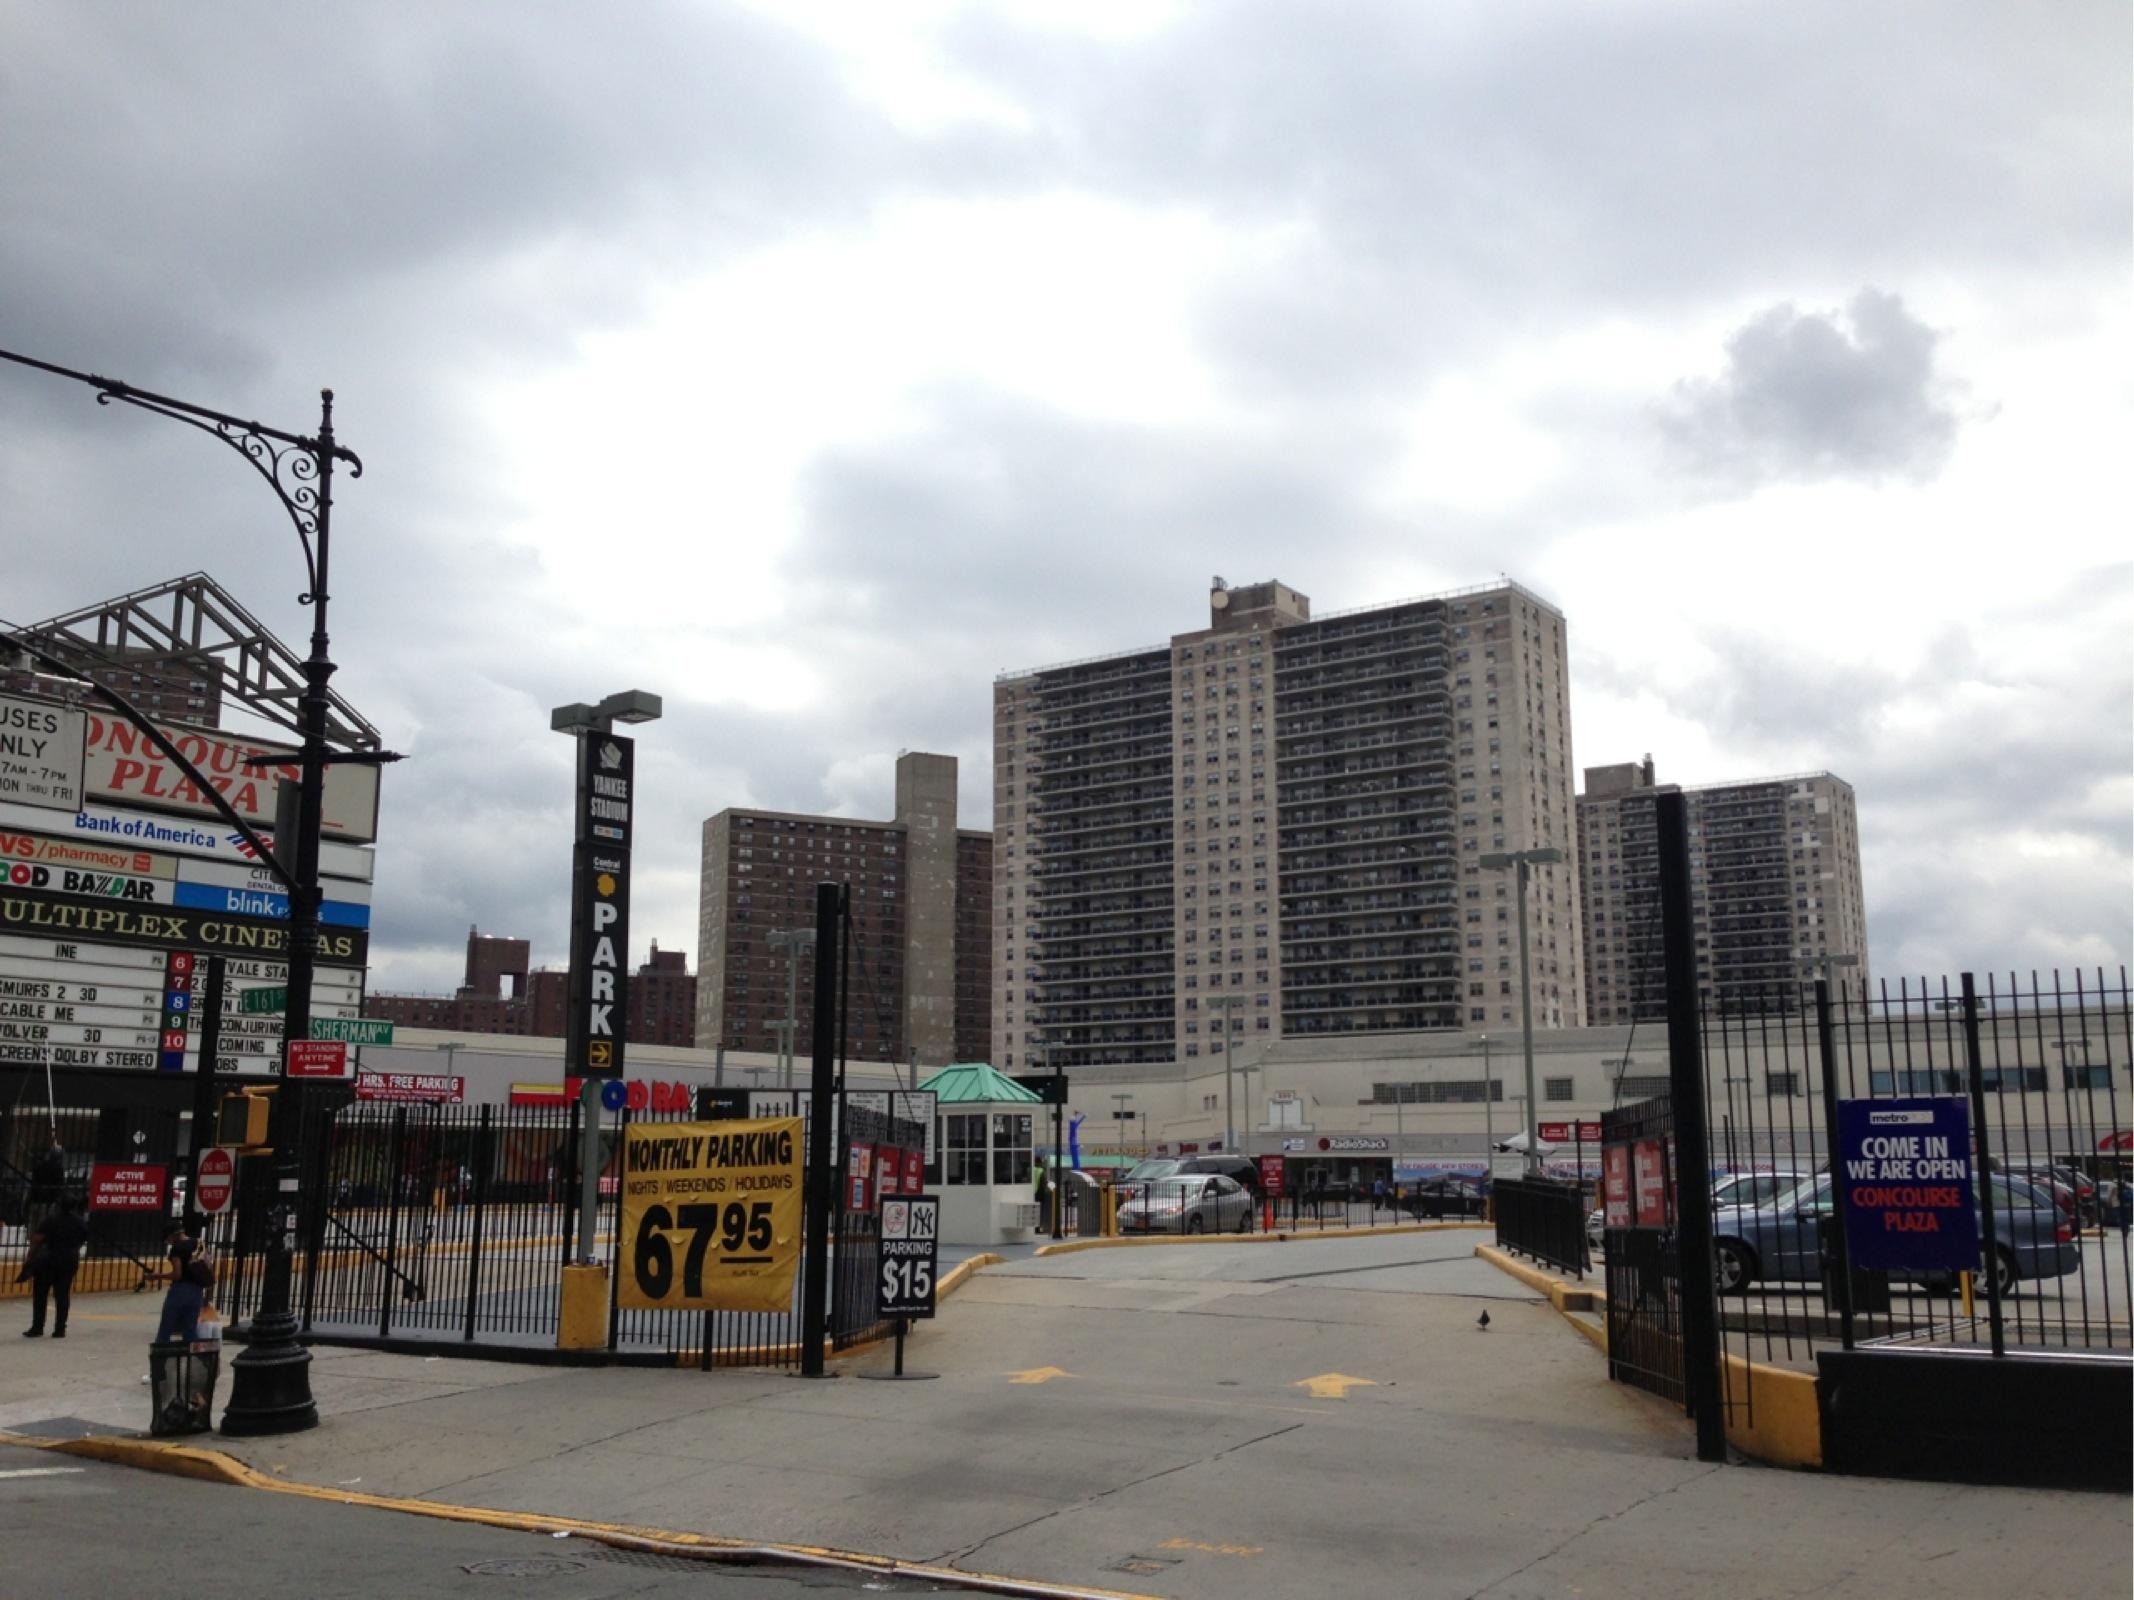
top-left (24, 1195), bottom-right (89, 1338)
top-left (27, 1140), bottom-right (67, 1224)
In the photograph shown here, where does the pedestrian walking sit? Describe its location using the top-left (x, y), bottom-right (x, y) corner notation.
top-left (22, 1196), bottom-right (89, 1339)
top-left (27, 1139), bottom-right (67, 1225)
top-left (154, 1224), bottom-right (214, 1344)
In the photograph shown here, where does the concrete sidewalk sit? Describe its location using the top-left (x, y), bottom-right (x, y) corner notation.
top-left (4, 1231), bottom-right (2126, 1600)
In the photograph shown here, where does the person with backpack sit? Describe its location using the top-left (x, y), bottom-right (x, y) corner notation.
top-left (153, 1224), bottom-right (214, 1344)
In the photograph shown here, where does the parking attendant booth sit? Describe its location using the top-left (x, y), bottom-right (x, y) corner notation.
top-left (919, 1063), bottom-right (1043, 1246)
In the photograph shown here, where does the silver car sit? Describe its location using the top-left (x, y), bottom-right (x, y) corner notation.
top-left (1119, 1174), bottom-right (1254, 1235)
top-left (1712, 1172), bottom-right (2077, 1297)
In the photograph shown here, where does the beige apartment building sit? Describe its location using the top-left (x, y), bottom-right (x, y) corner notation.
top-left (994, 578), bottom-right (1582, 1072)
top-left (695, 752), bottom-right (991, 1068)
top-left (1577, 759), bottom-right (1869, 1022)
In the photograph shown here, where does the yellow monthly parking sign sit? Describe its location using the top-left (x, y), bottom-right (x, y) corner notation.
top-left (618, 1118), bottom-right (803, 1313)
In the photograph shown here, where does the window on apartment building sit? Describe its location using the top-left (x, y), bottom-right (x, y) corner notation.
top-left (1544, 1077), bottom-right (1574, 1102)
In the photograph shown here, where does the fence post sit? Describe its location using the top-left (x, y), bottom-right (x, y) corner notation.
top-left (607, 1104), bottom-right (626, 1353)
top-left (380, 1107), bottom-right (407, 1340)
top-left (1960, 973), bottom-right (2006, 1358)
top-left (1813, 978), bottom-right (1856, 1350)
top-left (798, 883), bottom-right (842, 1378)
top-left (464, 1106), bottom-right (490, 1343)
top-left (1655, 790), bottom-right (1726, 1464)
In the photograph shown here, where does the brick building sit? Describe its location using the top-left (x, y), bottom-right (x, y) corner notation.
top-left (695, 752), bottom-right (992, 1067)
top-left (364, 927), bottom-right (698, 1047)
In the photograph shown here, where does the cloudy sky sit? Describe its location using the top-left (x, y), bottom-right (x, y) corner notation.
top-left (3, 1), bottom-right (2127, 997)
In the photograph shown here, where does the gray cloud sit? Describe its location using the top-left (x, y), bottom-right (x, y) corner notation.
top-left (2, 2), bottom-right (2126, 995)
top-left (1660, 290), bottom-right (1962, 487)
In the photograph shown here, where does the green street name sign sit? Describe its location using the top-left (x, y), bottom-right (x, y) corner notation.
top-left (239, 986), bottom-right (287, 1015)
top-left (310, 1017), bottom-right (394, 1046)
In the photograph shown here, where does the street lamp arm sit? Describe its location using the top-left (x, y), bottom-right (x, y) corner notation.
top-left (3, 628), bottom-right (289, 889)
top-left (0, 348), bottom-right (362, 606)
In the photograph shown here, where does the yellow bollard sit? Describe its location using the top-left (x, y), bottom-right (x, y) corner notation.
top-left (1960, 1269), bottom-right (1975, 1320)
top-left (558, 1263), bottom-right (609, 1350)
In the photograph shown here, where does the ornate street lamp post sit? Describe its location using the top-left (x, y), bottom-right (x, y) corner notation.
top-left (1, 348), bottom-right (392, 1436)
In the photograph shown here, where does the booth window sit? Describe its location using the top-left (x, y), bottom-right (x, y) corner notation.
top-left (944, 1114), bottom-right (989, 1184)
top-left (991, 1113), bottom-right (1033, 1186)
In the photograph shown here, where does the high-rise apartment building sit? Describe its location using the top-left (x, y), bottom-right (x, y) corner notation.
top-left (695, 752), bottom-right (992, 1067)
top-left (994, 578), bottom-right (1581, 1071)
top-left (1576, 760), bottom-right (1869, 1021)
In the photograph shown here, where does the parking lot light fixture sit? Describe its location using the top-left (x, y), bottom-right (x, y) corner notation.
top-left (1479, 848), bottom-right (1563, 1175)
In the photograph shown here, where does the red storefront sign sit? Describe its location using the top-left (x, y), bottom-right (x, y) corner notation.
top-left (1539, 1121), bottom-right (1604, 1144)
top-left (88, 1162), bottom-right (166, 1211)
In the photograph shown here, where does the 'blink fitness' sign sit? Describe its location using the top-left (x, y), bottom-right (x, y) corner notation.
top-left (1836, 1097), bottom-right (1979, 1272)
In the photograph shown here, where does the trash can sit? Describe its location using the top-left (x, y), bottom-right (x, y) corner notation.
top-left (148, 1340), bottom-right (221, 1437)
top-left (1816, 1216), bottom-right (1890, 1315)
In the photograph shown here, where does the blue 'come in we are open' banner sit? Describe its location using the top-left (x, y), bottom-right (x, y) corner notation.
top-left (1836, 1096), bottom-right (1979, 1272)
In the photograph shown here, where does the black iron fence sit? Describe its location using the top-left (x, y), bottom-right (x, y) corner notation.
top-left (1601, 968), bottom-right (2133, 1423)
top-left (1696, 971), bottom-right (2130, 1369)
top-left (1492, 1175), bottom-right (1590, 1279)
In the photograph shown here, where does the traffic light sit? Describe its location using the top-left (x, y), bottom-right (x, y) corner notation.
top-left (216, 1090), bottom-right (273, 1149)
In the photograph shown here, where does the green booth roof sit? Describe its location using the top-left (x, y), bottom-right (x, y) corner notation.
top-left (916, 1062), bottom-right (1043, 1104)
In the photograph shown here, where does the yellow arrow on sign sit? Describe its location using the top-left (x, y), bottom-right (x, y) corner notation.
top-left (1005, 1366), bottom-right (1074, 1385)
top-left (1295, 1373), bottom-right (1375, 1400)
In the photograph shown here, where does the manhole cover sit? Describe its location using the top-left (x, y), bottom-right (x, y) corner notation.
top-left (462, 1557), bottom-right (590, 1577)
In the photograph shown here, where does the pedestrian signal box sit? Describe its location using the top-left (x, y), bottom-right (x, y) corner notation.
top-left (216, 1092), bottom-right (272, 1150)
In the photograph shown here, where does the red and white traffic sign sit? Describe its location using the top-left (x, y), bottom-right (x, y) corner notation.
top-left (196, 1146), bottom-right (235, 1214)
top-left (286, 1038), bottom-right (349, 1078)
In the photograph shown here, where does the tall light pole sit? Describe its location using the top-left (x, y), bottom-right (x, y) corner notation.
top-left (551, 689), bottom-right (662, 1269)
top-left (1481, 848), bottom-right (1563, 1175)
top-left (0, 348), bottom-right (403, 1439)
top-left (768, 928), bottom-right (817, 1091)
top-left (1478, 1033), bottom-right (1494, 1183)
top-left (1208, 994), bottom-right (1244, 1150)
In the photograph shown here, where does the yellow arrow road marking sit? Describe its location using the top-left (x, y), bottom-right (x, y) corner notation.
top-left (1005, 1366), bottom-right (1073, 1385)
top-left (1295, 1372), bottom-right (1375, 1400)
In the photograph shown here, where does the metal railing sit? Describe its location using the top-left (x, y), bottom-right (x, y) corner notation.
top-left (1492, 1175), bottom-right (1590, 1279)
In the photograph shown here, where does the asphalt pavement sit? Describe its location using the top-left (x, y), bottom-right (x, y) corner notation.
top-left (0, 1443), bottom-right (944, 1598)
top-left (3, 1227), bottom-right (2127, 1600)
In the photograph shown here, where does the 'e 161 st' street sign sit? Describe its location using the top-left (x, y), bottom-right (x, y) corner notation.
top-left (310, 1016), bottom-right (393, 1046)
top-left (239, 986), bottom-right (288, 1015)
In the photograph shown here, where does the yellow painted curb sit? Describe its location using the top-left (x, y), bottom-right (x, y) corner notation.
top-left (1471, 1243), bottom-right (1823, 1470)
top-left (1034, 1221), bottom-right (1488, 1257)
top-left (0, 1429), bottom-right (1158, 1600)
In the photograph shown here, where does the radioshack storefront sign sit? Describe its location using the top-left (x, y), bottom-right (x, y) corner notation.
top-left (566, 731), bottom-right (632, 1081)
